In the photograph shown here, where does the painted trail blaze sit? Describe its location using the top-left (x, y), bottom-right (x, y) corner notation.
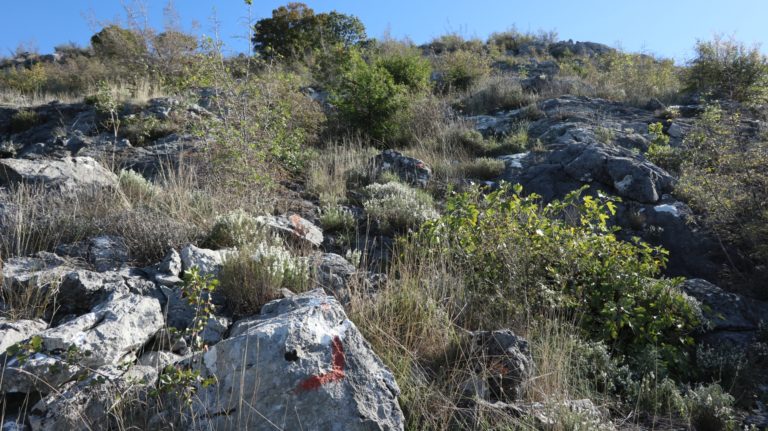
top-left (296, 336), bottom-right (346, 392)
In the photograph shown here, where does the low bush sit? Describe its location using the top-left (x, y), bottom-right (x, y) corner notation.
top-left (330, 50), bottom-right (408, 142)
top-left (433, 49), bottom-right (491, 93)
top-left (9, 109), bottom-right (40, 133)
top-left (362, 182), bottom-right (438, 234)
top-left (455, 74), bottom-right (535, 115)
top-left (646, 122), bottom-right (682, 173)
top-left (685, 35), bottom-right (768, 104)
top-left (419, 184), bottom-right (699, 369)
top-left (118, 169), bottom-right (157, 202)
top-left (218, 241), bottom-right (309, 316)
top-left (457, 157), bottom-right (505, 181)
top-left (684, 383), bottom-right (737, 431)
top-left (205, 209), bottom-right (263, 249)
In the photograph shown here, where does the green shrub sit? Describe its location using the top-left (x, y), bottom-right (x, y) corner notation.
top-left (685, 35), bottom-right (768, 104)
top-left (330, 50), bottom-right (408, 141)
top-left (206, 209), bottom-right (263, 248)
top-left (646, 122), bottom-right (682, 173)
top-left (419, 184), bottom-right (700, 369)
top-left (434, 50), bottom-right (491, 93)
top-left (684, 384), bottom-right (737, 431)
top-left (252, 3), bottom-right (366, 60)
top-left (363, 182), bottom-right (438, 234)
top-left (9, 109), bottom-right (40, 133)
top-left (376, 48), bottom-right (432, 92)
top-left (218, 242), bottom-right (309, 316)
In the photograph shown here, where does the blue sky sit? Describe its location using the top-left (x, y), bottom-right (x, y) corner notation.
top-left (2, 1), bottom-right (767, 62)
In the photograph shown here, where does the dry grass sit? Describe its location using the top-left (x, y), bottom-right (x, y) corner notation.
top-left (306, 136), bottom-right (378, 206)
top-left (0, 79), bottom-right (164, 107)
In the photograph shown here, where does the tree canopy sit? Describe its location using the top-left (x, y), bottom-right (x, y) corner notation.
top-left (252, 2), bottom-right (366, 59)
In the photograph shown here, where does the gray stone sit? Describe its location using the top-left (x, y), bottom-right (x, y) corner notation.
top-left (370, 149), bottom-right (432, 188)
top-left (313, 253), bottom-right (357, 299)
top-left (86, 235), bottom-right (129, 272)
top-left (468, 330), bottom-right (534, 402)
top-left (1, 252), bottom-right (70, 291)
top-left (158, 248), bottom-right (182, 276)
top-left (0, 157), bottom-right (117, 192)
top-left (667, 122), bottom-right (683, 139)
top-left (56, 270), bottom-right (129, 315)
top-left (1, 293), bottom-right (163, 394)
top-left (0, 319), bottom-right (47, 355)
top-left (184, 289), bottom-right (404, 430)
top-left (180, 244), bottom-right (232, 277)
top-left (682, 279), bottom-right (768, 332)
top-left (27, 364), bottom-right (157, 431)
top-left (257, 214), bottom-right (324, 248)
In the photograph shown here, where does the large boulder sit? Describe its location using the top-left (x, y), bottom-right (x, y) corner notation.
top-left (504, 142), bottom-right (674, 204)
top-left (184, 289), bottom-right (404, 430)
top-left (0, 157), bottom-right (118, 192)
top-left (682, 279), bottom-right (768, 332)
top-left (1, 252), bottom-right (70, 290)
top-left (1, 292), bottom-right (164, 394)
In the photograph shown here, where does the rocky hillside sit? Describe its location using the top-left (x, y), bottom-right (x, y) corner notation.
top-left (3, 4), bottom-right (768, 430)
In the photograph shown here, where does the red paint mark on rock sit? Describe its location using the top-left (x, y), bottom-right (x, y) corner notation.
top-left (295, 336), bottom-right (346, 393)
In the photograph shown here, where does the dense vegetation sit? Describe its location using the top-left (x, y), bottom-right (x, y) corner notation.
top-left (2, 1), bottom-right (768, 429)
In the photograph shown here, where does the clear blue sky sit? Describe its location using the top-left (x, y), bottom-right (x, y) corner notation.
top-left (2, 1), bottom-right (767, 62)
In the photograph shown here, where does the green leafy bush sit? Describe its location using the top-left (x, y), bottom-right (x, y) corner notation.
top-left (646, 122), bottom-right (682, 173)
top-left (252, 3), bottom-right (366, 60)
top-left (330, 50), bottom-right (408, 141)
top-left (419, 184), bottom-right (699, 368)
top-left (376, 48), bottom-right (432, 92)
top-left (685, 35), bottom-right (768, 104)
top-left (363, 182), bottom-right (438, 234)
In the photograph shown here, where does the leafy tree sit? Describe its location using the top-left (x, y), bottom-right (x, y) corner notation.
top-left (330, 50), bottom-right (407, 141)
top-left (90, 25), bottom-right (148, 59)
top-left (252, 2), bottom-right (366, 60)
top-left (685, 36), bottom-right (768, 104)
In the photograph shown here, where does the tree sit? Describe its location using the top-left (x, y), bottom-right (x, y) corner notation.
top-left (330, 50), bottom-right (407, 141)
top-left (685, 36), bottom-right (768, 104)
top-left (252, 3), bottom-right (366, 60)
top-left (90, 25), bottom-right (148, 59)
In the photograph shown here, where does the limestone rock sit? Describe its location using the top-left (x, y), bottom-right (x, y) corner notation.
top-left (184, 289), bottom-right (404, 430)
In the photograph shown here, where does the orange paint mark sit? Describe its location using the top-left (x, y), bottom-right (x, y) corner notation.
top-left (295, 336), bottom-right (346, 393)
